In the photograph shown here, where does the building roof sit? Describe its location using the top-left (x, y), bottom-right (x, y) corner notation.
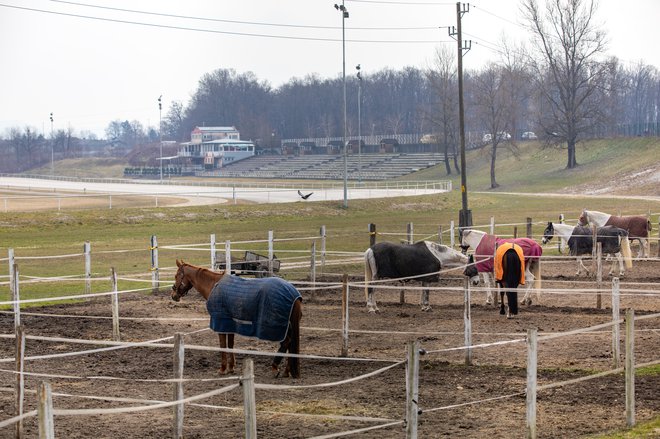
top-left (193, 126), bottom-right (237, 133)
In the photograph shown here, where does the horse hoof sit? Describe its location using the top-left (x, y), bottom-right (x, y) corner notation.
top-left (421, 306), bottom-right (432, 312)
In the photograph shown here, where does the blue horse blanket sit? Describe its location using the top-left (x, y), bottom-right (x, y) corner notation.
top-left (206, 275), bottom-right (302, 342)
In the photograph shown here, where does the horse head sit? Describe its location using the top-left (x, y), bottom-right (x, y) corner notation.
top-left (463, 254), bottom-right (480, 286)
top-left (577, 209), bottom-right (588, 226)
top-left (541, 221), bottom-right (554, 244)
top-left (171, 259), bottom-right (194, 302)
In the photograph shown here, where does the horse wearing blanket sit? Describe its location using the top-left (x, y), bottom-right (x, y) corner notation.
top-left (566, 225), bottom-right (632, 276)
top-left (494, 242), bottom-right (525, 318)
top-left (171, 260), bottom-right (302, 378)
top-left (460, 229), bottom-right (542, 306)
top-left (364, 241), bottom-right (476, 313)
top-left (579, 209), bottom-right (651, 257)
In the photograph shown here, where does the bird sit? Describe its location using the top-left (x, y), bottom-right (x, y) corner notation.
top-left (298, 190), bottom-right (313, 200)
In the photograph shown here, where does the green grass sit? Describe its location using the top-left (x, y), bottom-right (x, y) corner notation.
top-left (587, 418), bottom-right (660, 438)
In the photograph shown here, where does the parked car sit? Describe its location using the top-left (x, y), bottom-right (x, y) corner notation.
top-left (482, 132), bottom-right (511, 143)
top-left (522, 131), bottom-right (537, 140)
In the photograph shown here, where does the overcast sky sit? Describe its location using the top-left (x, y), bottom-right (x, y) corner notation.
top-left (1, 0), bottom-right (659, 139)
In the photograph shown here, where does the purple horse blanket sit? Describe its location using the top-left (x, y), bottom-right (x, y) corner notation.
top-left (475, 236), bottom-right (541, 273)
top-left (207, 275), bottom-right (301, 342)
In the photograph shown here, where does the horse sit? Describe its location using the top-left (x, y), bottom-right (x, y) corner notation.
top-left (542, 222), bottom-right (632, 277)
top-left (460, 229), bottom-right (542, 306)
top-left (364, 241), bottom-right (476, 313)
top-left (578, 209), bottom-right (651, 257)
top-left (171, 259), bottom-right (303, 378)
top-left (494, 242), bottom-right (525, 318)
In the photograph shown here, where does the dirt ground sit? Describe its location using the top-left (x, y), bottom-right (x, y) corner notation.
top-left (1, 258), bottom-right (659, 438)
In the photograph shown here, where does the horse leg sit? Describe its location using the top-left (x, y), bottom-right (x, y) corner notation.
top-left (483, 273), bottom-right (494, 306)
top-left (421, 283), bottom-right (432, 312)
top-left (272, 337), bottom-right (289, 378)
top-left (499, 290), bottom-right (506, 315)
top-left (522, 267), bottom-right (535, 306)
top-left (218, 334), bottom-right (230, 375)
top-left (613, 252), bottom-right (624, 277)
top-left (366, 287), bottom-right (379, 314)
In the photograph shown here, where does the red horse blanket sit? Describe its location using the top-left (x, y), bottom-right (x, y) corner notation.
top-left (475, 236), bottom-right (541, 273)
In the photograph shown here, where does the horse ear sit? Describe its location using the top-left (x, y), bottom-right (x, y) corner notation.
top-left (176, 259), bottom-right (182, 267)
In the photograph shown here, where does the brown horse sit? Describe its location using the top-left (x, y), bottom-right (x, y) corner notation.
top-left (171, 259), bottom-right (302, 378)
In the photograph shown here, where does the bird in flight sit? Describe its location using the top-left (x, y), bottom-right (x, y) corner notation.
top-left (298, 190), bottom-right (313, 200)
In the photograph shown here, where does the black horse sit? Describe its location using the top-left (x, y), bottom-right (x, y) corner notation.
top-left (494, 244), bottom-right (524, 318)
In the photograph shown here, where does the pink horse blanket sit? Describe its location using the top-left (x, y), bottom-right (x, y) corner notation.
top-left (605, 216), bottom-right (650, 239)
top-left (474, 236), bottom-right (542, 273)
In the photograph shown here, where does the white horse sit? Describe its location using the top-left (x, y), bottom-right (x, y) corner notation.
top-left (461, 229), bottom-right (542, 306)
top-left (579, 209), bottom-right (651, 258)
top-left (364, 241), bottom-right (476, 313)
top-left (542, 222), bottom-right (632, 277)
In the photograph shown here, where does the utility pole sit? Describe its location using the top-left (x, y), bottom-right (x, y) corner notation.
top-left (356, 64), bottom-right (362, 184)
top-left (450, 2), bottom-right (472, 241)
top-left (158, 95), bottom-right (163, 181)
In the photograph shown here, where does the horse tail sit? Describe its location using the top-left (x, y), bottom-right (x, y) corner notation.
top-left (287, 299), bottom-right (302, 378)
top-left (364, 249), bottom-right (375, 303)
top-left (648, 219), bottom-right (652, 233)
top-left (620, 230), bottom-right (633, 269)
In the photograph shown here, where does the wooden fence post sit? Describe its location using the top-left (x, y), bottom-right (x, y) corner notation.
top-left (210, 234), bottom-right (216, 269)
top-left (225, 240), bottom-right (232, 274)
top-left (490, 216), bottom-right (495, 235)
top-left (611, 278), bottom-right (620, 368)
top-left (450, 221), bottom-right (455, 248)
top-left (15, 325), bottom-right (25, 439)
top-left (526, 217), bottom-right (533, 239)
top-left (596, 242), bottom-right (603, 309)
top-left (341, 274), bottom-right (349, 357)
top-left (310, 242), bottom-right (316, 302)
top-left (172, 333), bottom-right (185, 439)
top-left (320, 225), bottom-right (327, 274)
top-left (625, 308), bottom-right (635, 428)
top-left (110, 268), bottom-right (120, 341)
top-left (242, 359), bottom-right (257, 439)
top-left (526, 328), bottom-right (538, 439)
top-left (438, 225), bottom-right (443, 245)
top-left (37, 381), bottom-right (55, 439)
top-left (463, 277), bottom-right (472, 366)
top-left (12, 263), bottom-right (20, 330)
top-left (513, 226), bottom-right (518, 239)
top-left (150, 235), bottom-right (159, 294)
top-left (558, 214), bottom-right (564, 253)
top-left (407, 222), bottom-right (414, 244)
top-left (368, 223), bottom-right (377, 247)
top-left (268, 230), bottom-right (274, 276)
top-left (405, 341), bottom-right (420, 439)
top-left (84, 241), bottom-right (91, 295)
top-left (657, 219), bottom-right (660, 258)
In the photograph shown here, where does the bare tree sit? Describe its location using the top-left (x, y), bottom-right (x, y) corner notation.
top-left (471, 64), bottom-right (512, 188)
top-left (522, 0), bottom-right (608, 168)
top-left (425, 46), bottom-right (460, 175)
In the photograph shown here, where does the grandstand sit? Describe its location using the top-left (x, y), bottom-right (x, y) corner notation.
top-left (217, 153), bottom-right (446, 180)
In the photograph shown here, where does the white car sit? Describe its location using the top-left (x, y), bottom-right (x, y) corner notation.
top-left (482, 132), bottom-right (511, 143)
top-left (522, 131), bottom-right (537, 140)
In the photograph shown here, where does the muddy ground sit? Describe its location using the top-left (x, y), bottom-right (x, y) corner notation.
top-left (1, 258), bottom-right (659, 438)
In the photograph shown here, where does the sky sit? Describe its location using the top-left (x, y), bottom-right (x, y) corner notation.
top-left (1, 0), bottom-right (659, 139)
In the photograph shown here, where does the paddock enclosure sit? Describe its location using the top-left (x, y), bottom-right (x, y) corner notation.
top-left (1, 218), bottom-right (660, 438)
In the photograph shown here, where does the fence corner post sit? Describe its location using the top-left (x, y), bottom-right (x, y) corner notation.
top-left (405, 340), bottom-right (420, 439)
top-left (37, 381), bottom-right (55, 439)
top-left (625, 308), bottom-right (635, 428)
top-left (173, 333), bottom-right (185, 439)
top-left (341, 274), bottom-right (349, 357)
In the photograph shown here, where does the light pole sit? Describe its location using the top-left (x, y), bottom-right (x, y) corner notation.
top-left (335, 2), bottom-right (349, 208)
top-left (356, 64), bottom-right (362, 184)
top-left (49, 112), bottom-right (54, 175)
top-left (158, 95), bottom-right (163, 181)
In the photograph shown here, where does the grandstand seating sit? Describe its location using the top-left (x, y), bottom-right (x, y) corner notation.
top-left (215, 153), bottom-right (446, 180)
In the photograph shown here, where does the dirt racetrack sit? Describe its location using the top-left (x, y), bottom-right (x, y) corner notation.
top-left (1, 257), bottom-right (659, 438)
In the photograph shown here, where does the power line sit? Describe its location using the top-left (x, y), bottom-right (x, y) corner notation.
top-left (48, 0), bottom-right (441, 31)
top-left (0, 2), bottom-right (451, 44)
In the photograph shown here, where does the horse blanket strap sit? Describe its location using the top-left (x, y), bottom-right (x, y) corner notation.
top-left (207, 275), bottom-right (302, 342)
top-left (494, 243), bottom-right (525, 285)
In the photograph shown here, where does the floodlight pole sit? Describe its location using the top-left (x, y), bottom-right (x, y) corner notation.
top-left (158, 95), bottom-right (163, 181)
top-left (335, 1), bottom-right (349, 208)
top-left (356, 64), bottom-right (362, 184)
top-left (49, 112), bottom-right (54, 175)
